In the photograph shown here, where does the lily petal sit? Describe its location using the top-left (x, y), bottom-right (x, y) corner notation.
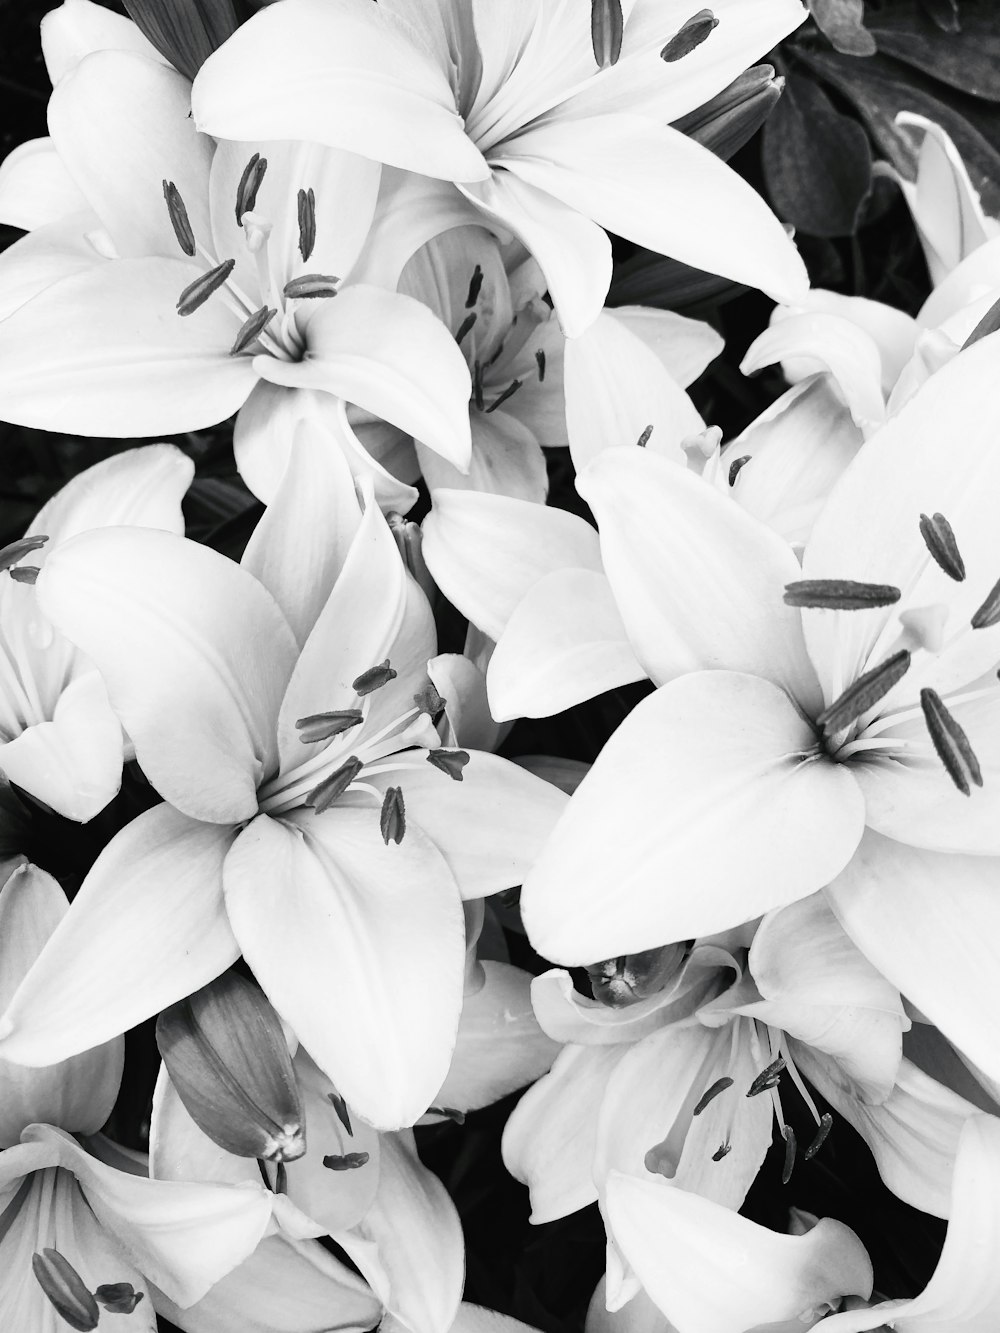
top-left (0, 804), bottom-right (239, 1067)
top-left (191, 0), bottom-right (488, 183)
top-left (522, 671), bottom-right (867, 963)
top-left (0, 138), bottom-right (88, 230)
top-left (417, 410), bottom-right (548, 504)
top-left (610, 306), bottom-right (723, 390)
top-left (41, 0), bottom-right (164, 84)
top-left (37, 526), bottom-right (297, 822)
top-left (222, 811), bottom-right (465, 1130)
top-left (0, 211), bottom-right (106, 320)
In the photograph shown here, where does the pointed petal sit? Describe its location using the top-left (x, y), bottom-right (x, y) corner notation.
top-left (222, 812), bottom-right (465, 1129)
top-left (522, 672), bottom-right (866, 963)
top-left (37, 526), bottom-right (296, 821)
top-left (797, 1049), bottom-right (979, 1221)
top-left (502, 1044), bottom-right (629, 1223)
top-left (0, 862), bottom-right (123, 1148)
top-left (0, 138), bottom-right (88, 231)
top-left (417, 410), bottom-right (548, 504)
top-left (825, 830), bottom-right (1000, 1089)
top-left (610, 306), bottom-right (723, 389)
top-left (0, 212), bottom-right (106, 321)
top-left (564, 311), bottom-right (702, 471)
top-left (241, 416), bottom-right (362, 646)
top-left (488, 568), bottom-right (646, 721)
top-left (362, 749), bottom-right (568, 898)
top-left (500, 115), bottom-right (807, 305)
top-left (41, 0), bottom-right (164, 84)
top-left (254, 285), bottom-right (472, 470)
top-left (48, 50), bottom-right (212, 257)
top-left (0, 258), bottom-right (254, 436)
top-left (458, 170), bottom-right (613, 337)
top-left (0, 804), bottom-right (239, 1067)
top-left (605, 1172), bottom-right (871, 1333)
top-left (422, 489), bottom-right (602, 641)
top-left (191, 0), bottom-right (487, 182)
top-left (434, 961), bottom-right (559, 1114)
top-left (577, 447), bottom-right (821, 703)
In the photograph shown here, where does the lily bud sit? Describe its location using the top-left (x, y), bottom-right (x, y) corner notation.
top-left (674, 64), bottom-right (784, 161)
top-left (156, 970), bottom-right (306, 1163)
top-left (122, 0), bottom-right (239, 81)
top-left (587, 942), bottom-right (686, 1007)
top-left (387, 512), bottom-right (436, 603)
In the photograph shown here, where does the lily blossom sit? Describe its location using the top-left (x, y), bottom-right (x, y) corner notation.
top-left (190, 0), bottom-right (809, 334)
top-left (0, 444), bottom-right (191, 821)
top-left (0, 858), bottom-right (282, 1330)
top-left (506, 334), bottom-right (1000, 1093)
top-left (0, 426), bottom-right (566, 1129)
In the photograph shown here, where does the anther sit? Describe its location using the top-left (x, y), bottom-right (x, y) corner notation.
top-left (661, 9), bottom-right (719, 61)
top-left (486, 379), bottom-right (523, 413)
top-left (308, 756), bottom-right (364, 812)
top-left (591, 0), bottom-right (624, 68)
top-left (473, 361), bottom-right (485, 411)
top-left (711, 1140), bottom-right (732, 1162)
top-left (781, 1125), bottom-right (797, 1184)
top-left (296, 710), bottom-right (364, 743)
top-left (746, 1056), bottom-right (786, 1097)
top-left (8, 566), bottom-right (39, 584)
top-left (636, 424), bottom-right (653, 448)
top-left (427, 749), bottom-right (470, 781)
top-left (176, 258), bottom-right (236, 316)
top-left (535, 348), bottom-right (547, 381)
top-left (920, 688), bottom-right (983, 796)
top-left (32, 1249), bottom-right (99, 1331)
top-left (327, 1092), bottom-right (352, 1135)
top-left (297, 187), bottom-right (316, 263)
top-left (466, 264), bottom-right (484, 308)
top-left (162, 179), bottom-right (196, 256)
top-left (0, 534), bottom-right (47, 572)
top-left (235, 152), bottom-right (267, 224)
top-left (353, 660), bottom-right (396, 695)
top-left (95, 1284), bottom-right (144, 1314)
top-left (971, 574), bottom-right (1000, 629)
top-left (728, 454), bottom-right (751, 486)
top-left (783, 579), bottom-right (902, 610)
top-left (692, 1077), bottom-right (733, 1116)
top-left (323, 1151), bottom-right (370, 1170)
top-left (816, 649), bottom-right (911, 734)
top-left (803, 1112), bottom-right (833, 1161)
top-left (919, 512), bottom-right (965, 581)
top-left (380, 786), bottom-right (406, 845)
top-left (230, 305), bottom-right (276, 355)
top-left (414, 684), bottom-right (447, 717)
top-left (283, 274), bottom-right (340, 299)
top-left (456, 312), bottom-right (477, 345)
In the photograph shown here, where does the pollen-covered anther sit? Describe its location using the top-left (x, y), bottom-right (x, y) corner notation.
top-left (971, 574), bottom-right (1000, 630)
top-left (95, 1284), bottom-right (144, 1315)
top-left (919, 511), bottom-right (965, 581)
top-left (661, 8), bottom-right (719, 62)
top-left (746, 1055), bottom-right (786, 1097)
top-left (283, 274), bottom-right (340, 299)
top-left (486, 378), bottom-right (523, 413)
top-left (323, 1151), bottom-right (370, 1170)
top-left (728, 454), bottom-right (750, 486)
top-left (816, 649), bottom-right (911, 735)
top-left (692, 1075), bottom-right (734, 1115)
top-left (456, 312), bottom-right (477, 344)
top-left (535, 348), bottom-right (547, 381)
top-left (176, 258), bottom-right (236, 315)
top-left (711, 1140), bottom-right (732, 1162)
top-left (297, 187), bottom-right (316, 263)
top-left (427, 748), bottom-right (470, 781)
top-left (235, 152), bottom-right (268, 224)
top-left (162, 179), bottom-right (196, 256)
top-left (636, 424), bottom-right (654, 448)
top-left (327, 1091), bottom-right (353, 1135)
top-left (920, 688), bottom-right (983, 796)
top-left (414, 683), bottom-right (447, 717)
top-left (309, 756), bottom-right (364, 812)
top-left (32, 1249), bottom-right (99, 1331)
top-left (352, 660), bottom-right (397, 695)
top-left (781, 1124), bottom-right (797, 1185)
top-left (380, 785), bottom-right (406, 845)
top-left (803, 1112), bottom-right (833, 1161)
top-left (466, 263), bottom-right (484, 308)
top-left (473, 361), bottom-right (485, 411)
top-left (591, 0), bottom-right (624, 68)
top-left (8, 566), bottom-right (40, 585)
top-left (783, 578), bottom-right (902, 610)
top-left (0, 535), bottom-right (46, 573)
top-left (295, 710), bottom-right (364, 743)
top-left (230, 305), bottom-right (276, 356)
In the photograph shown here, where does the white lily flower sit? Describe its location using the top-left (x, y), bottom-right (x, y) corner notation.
top-left (190, 0), bottom-right (809, 335)
top-left (0, 444), bottom-right (191, 821)
top-left (0, 424), bottom-right (566, 1130)
top-left (0, 859), bottom-right (281, 1330)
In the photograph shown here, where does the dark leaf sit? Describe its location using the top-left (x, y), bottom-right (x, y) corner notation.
top-left (608, 251), bottom-right (743, 309)
top-left (761, 71), bottom-right (873, 236)
top-left (868, 1), bottom-right (1000, 101)
top-left (809, 0), bottom-right (876, 56)
top-left (122, 0), bottom-right (239, 80)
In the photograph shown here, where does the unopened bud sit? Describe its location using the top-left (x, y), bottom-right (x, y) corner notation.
top-left (586, 942), bottom-right (686, 1007)
top-left (156, 970), bottom-right (305, 1163)
top-left (122, 0), bottom-right (239, 80)
top-left (674, 65), bottom-right (783, 161)
top-left (387, 512), bottom-right (436, 602)
top-left (591, 0), bottom-right (624, 68)
top-left (32, 1250), bottom-right (99, 1331)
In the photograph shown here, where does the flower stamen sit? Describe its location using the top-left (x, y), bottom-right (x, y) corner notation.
top-left (817, 649), bottom-right (911, 736)
top-left (919, 511), bottom-right (965, 582)
top-left (920, 687), bottom-right (983, 795)
top-left (176, 258), bottom-right (236, 315)
top-left (236, 152), bottom-right (268, 224)
top-left (661, 9), bottom-right (719, 62)
top-left (162, 179), bottom-right (196, 256)
top-left (784, 579), bottom-right (901, 610)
